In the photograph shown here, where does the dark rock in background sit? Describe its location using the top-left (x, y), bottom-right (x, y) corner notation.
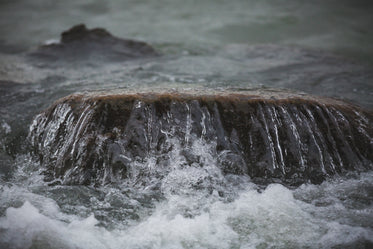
top-left (28, 24), bottom-right (158, 65)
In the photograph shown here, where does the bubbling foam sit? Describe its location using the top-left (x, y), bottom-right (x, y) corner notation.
top-left (1, 172), bottom-right (372, 249)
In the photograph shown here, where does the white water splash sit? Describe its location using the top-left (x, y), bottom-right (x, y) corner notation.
top-left (0, 171), bottom-right (372, 249)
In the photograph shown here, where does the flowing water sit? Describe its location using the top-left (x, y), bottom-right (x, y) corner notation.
top-left (0, 0), bottom-right (373, 248)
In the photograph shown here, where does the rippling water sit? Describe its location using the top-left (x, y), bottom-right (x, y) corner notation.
top-left (0, 0), bottom-right (372, 248)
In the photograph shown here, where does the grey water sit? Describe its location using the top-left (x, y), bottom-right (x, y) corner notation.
top-left (0, 0), bottom-right (373, 248)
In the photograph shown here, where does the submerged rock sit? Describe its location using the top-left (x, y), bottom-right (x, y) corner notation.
top-left (29, 89), bottom-right (372, 186)
top-left (28, 24), bottom-right (157, 64)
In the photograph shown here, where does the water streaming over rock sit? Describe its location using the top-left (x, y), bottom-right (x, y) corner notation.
top-left (29, 90), bottom-right (372, 186)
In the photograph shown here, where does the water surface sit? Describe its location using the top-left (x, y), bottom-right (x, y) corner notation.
top-left (0, 0), bottom-right (372, 248)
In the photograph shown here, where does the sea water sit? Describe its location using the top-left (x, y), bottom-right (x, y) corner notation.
top-left (0, 0), bottom-right (372, 248)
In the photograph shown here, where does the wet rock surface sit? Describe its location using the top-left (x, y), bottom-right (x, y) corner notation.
top-left (29, 89), bottom-right (373, 186)
top-left (28, 24), bottom-right (158, 65)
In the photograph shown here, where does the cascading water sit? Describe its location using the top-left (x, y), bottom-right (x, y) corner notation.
top-left (28, 91), bottom-right (372, 186)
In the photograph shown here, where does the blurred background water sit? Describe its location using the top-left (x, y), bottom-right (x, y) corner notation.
top-left (0, 0), bottom-right (373, 63)
top-left (0, 0), bottom-right (371, 58)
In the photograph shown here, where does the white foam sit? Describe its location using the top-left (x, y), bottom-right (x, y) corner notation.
top-left (0, 201), bottom-right (116, 249)
top-left (1, 122), bottom-right (11, 134)
top-left (1, 145), bottom-right (372, 248)
top-left (1, 178), bottom-right (372, 249)
top-left (43, 39), bottom-right (60, 45)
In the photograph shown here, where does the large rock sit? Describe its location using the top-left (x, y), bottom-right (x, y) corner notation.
top-left (29, 89), bottom-right (372, 186)
top-left (28, 24), bottom-right (157, 63)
